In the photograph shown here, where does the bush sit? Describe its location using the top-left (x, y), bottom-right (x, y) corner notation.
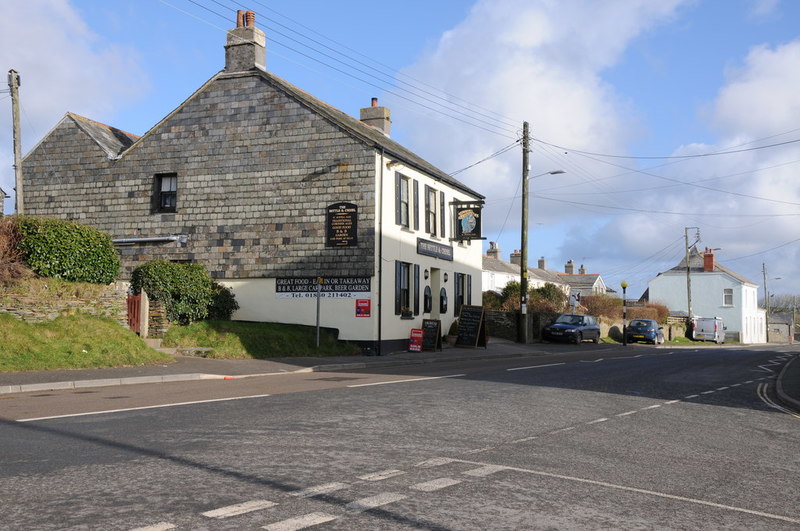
top-left (208, 282), bottom-right (240, 320)
top-left (0, 216), bottom-right (32, 285)
top-left (482, 291), bottom-right (503, 310)
top-left (582, 294), bottom-right (622, 319)
top-left (131, 260), bottom-right (216, 324)
top-left (13, 216), bottom-right (119, 283)
top-left (529, 283), bottom-right (568, 313)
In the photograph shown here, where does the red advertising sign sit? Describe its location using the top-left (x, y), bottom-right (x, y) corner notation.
top-left (409, 328), bottom-right (424, 352)
top-left (355, 299), bottom-right (371, 317)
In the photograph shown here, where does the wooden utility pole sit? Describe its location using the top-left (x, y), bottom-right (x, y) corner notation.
top-left (763, 263), bottom-right (770, 343)
top-left (8, 69), bottom-right (23, 214)
top-left (520, 121), bottom-right (530, 343)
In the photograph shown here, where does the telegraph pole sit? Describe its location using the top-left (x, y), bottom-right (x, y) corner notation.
top-left (763, 263), bottom-right (770, 343)
top-left (684, 227), bottom-right (699, 322)
top-left (8, 69), bottom-right (23, 214)
top-left (520, 121), bottom-right (530, 343)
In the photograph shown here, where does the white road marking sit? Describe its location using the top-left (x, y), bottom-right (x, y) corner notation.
top-left (507, 363), bottom-right (565, 371)
top-left (700, 390), bottom-right (715, 395)
top-left (716, 387), bottom-right (729, 391)
top-left (463, 465), bottom-right (507, 477)
top-left (346, 492), bottom-right (407, 512)
top-left (510, 436), bottom-right (538, 443)
top-left (358, 469), bottom-right (405, 481)
top-left (579, 359), bottom-right (604, 363)
top-left (550, 426), bottom-right (576, 434)
top-left (411, 478), bottom-right (462, 492)
top-left (663, 400), bottom-right (680, 405)
top-left (587, 418), bottom-right (609, 424)
top-left (202, 500), bottom-right (277, 518)
top-left (757, 383), bottom-right (800, 419)
top-left (744, 380), bottom-right (754, 384)
top-left (416, 457), bottom-right (456, 467)
top-left (263, 512), bottom-right (338, 531)
top-left (455, 458), bottom-right (800, 525)
top-left (731, 383), bottom-right (741, 387)
top-left (463, 447), bottom-right (494, 454)
top-left (18, 394), bottom-right (273, 422)
top-left (641, 405), bottom-right (661, 411)
top-left (616, 410), bottom-right (638, 417)
top-left (130, 524), bottom-right (176, 531)
top-left (290, 482), bottom-right (349, 497)
top-left (684, 394), bottom-right (699, 399)
top-left (347, 374), bottom-right (464, 387)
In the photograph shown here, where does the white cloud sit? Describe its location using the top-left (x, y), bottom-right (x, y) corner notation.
top-left (0, 0), bottom-right (148, 213)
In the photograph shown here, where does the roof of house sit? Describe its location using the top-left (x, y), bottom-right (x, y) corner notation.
top-left (664, 247), bottom-right (756, 286)
top-left (557, 273), bottom-right (603, 290)
top-left (482, 255), bottom-right (567, 285)
top-left (67, 113), bottom-right (140, 157)
top-left (0, 187), bottom-right (8, 199)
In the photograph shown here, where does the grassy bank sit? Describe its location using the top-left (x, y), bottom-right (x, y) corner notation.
top-left (162, 320), bottom-right (362, 358)
top-left (0, 313), bottom-right (173, 371)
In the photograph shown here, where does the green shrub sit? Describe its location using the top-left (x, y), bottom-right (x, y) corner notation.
top-left (208, 282), bottom-right (239, 320)
top-left (131, 260), bottom-right (216, 324)
top-left (12, 216), bottom-right (120, 283)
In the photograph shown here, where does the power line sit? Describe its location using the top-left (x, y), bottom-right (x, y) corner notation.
top-left (533, 132), bottom-right (800, 160)
top-left (449, 140), bottom-right (520, 176)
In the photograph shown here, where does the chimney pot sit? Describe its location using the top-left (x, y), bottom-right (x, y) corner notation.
top-left (236, 10), bottom-right (245, 28)
top-left (371, 97), bottom-right (379, 107)
top-left (565, 259), bottom-right (575, 275)
top-left (538, 257), bottom-right (546, 270)
top-left (245, 10), bottom-right (255, 27)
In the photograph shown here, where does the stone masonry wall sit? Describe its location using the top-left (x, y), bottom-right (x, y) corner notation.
top-left (23, 73), bottom-right (376, 280)
top-left (0, 282), bottom-right (128, 326)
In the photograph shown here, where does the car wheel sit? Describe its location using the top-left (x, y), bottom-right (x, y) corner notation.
top-left (573, 332), bottom-right (582, 344)
top-left (592, 334), bottom-right (599, 344)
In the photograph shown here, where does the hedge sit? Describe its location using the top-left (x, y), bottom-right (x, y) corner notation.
top-left (13, 216), bottom-right (120, 284)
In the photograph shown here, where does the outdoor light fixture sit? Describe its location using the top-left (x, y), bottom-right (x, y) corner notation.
top-left (444, 273), bottom-right (448, 282)
top-left (424, 269), bottom-right (429, 280)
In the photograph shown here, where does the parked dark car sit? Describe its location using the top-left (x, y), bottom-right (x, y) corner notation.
top-left (625, 319), bottom-right (664, 344)
top-left (542, 313), bottom-right (601, 344)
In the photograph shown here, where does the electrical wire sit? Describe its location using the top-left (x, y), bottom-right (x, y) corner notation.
top-left (449, 140), bottom-right (520, 176)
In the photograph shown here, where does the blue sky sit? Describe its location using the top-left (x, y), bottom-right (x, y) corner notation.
top-left (2, 0), bottom-right (799, 301)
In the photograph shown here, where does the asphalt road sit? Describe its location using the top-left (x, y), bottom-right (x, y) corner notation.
top-left (1, 344), bottom-right (798, 530)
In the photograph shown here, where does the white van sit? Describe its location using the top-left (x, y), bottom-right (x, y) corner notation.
top-left (692, 317), bottom-right (725, 344)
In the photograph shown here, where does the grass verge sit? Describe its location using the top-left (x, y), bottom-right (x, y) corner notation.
top-left (0, 313), bottom-right (173, 372)
top-left (163, 320), bottom-right (362, 359)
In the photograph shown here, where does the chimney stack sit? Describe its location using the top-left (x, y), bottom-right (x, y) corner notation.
top-left (565, 259), bottom-right (575, 275)
top-left (579, 264), bottom-right (586, 275)
top-left (225, 10), bottom-right (266, 72)
top-left (538, 256), bottom-right (546, 270)
top-left (487, 241), bottom-right (500, 259)
top-left (360, 97), bottom-right (391, 136)
top-left (510, 250), bottom-right (521, 266)
top-left (703, 247), bottom-right (715, 272)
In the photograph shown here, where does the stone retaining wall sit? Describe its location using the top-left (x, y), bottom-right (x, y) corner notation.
top-left (0, 282), bottom-right (128, 327)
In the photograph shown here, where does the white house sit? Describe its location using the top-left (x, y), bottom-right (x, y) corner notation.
top-left (482, 243), bottom-right (569, 294)
top-left (648, 247), bottom-right (766, 343)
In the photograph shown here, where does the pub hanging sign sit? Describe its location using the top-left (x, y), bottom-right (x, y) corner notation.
top-left (451, 200), bottom-right (485, 241)
top-left (326, 202), bottom-right (358, 247)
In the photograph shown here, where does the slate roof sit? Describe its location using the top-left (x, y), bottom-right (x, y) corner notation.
top-left (557, 273), bottom-right (602, 290)
top-left (67, 113), bottom-right (140, 157)
top-left (665, 247), bottom-right (755, 286)
top-left (483, 255), bottom-right (567, 285)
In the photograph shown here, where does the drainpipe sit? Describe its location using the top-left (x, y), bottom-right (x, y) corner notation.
top-left (377, 148), bottom-right (384, 356)
top-left (113, 235), bottom-right (188, 246)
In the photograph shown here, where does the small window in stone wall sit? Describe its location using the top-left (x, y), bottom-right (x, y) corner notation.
top-left (153, 173), bottom-right (177, 213)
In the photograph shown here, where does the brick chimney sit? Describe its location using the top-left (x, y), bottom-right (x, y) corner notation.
top-left (538, 256), bottom-right (546, 270)
top-left (225, 10), bottom-right (266, 72)
top-left (487, 241), bottom-right (500, 259)
top-left (510, 250), bottom-right (521, 266)
top-left (703, 247), bottom-right (715, 272)
top-left (565, 259), bottom-right (575, 275)
top-left (360, 97), bottom-right (391, 136)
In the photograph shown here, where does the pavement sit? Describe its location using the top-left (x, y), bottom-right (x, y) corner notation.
top-left (2, 340), bottom-right (799, 412)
